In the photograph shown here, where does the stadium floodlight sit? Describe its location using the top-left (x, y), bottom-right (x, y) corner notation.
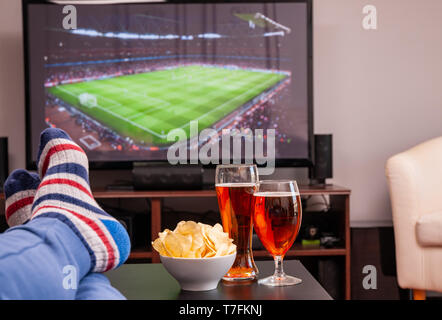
top-left (50, 0), bottom-right (166, 4)
top-left (263, 31), bottom-right (285, 37)
top-left (235, 12), bottom-right (291, 35)
top-left (70, 28), bottom-right (181, 40)
top-left (113, 32), bottom-right (140, 39)
top-left (162, 34), bottom-right (180, 40)
top-left (198, 33), bottom-right (222, 39)
top-left (254, 13), bottom-right (291, 34)
top-left (71, 29), bottom-right (102, 37)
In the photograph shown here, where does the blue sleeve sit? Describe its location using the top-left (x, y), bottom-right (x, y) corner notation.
top-left (76, 273), bottom-right (126, 300)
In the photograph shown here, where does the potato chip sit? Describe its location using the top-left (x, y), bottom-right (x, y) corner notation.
top-left (163, 232), bottom-right (183, 257)
top-left (158, 229), bottom-right (171, 242)
top-left (204, 251), bottom-right (216, 258)
top-left (214, 242), bottom-right (229, 257)
top-left (152, 220), bottom-right (236, 258)
top-left (152, 238), bottom-right (169, 257)
top-left (202, 244), bottom-right (217, 257)
top-left (191, 234), bottom-right (205, 257)
top-left (175, 221), bottom-right (199, 235)
top-left (212, 223), bottom-right (224, 233)
top-left (198, 223), bottom-right (217, 250)
top-left (175, 233), bottom-right (193, 254)
top-left (227, 243), bottom-right (237, 255)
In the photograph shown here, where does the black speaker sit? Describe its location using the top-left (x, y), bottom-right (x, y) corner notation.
top-left (0, 137), bottom-right (8, 191)
top-left (309, 134), bottom-right (332, 185)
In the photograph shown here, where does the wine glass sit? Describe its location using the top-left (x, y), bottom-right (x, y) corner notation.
top-left (252, 180), bottom-right (303, 286)
top-left (215, 164), bottom-right (259, 282)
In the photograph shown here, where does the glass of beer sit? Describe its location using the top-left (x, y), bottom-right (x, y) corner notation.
top-left (252, 180), bottom-right (303, 286)
top-left (215, 164), bottom-right (259, 282)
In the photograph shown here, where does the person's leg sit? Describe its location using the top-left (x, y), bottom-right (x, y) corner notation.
top-left (4, 169), bottom-right (40, 227)
top-left (31, 128), bottom-right (130, 272)
top-left (76, 273), bottom-right (126, 300)
top-left (1, 168), bottom-right (89, 299)
top-left (0, 218), bottom-right (91, 299)
top-left (0, 128), bottom-right (130, 299)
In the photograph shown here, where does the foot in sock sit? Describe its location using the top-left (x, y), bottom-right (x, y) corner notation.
top-left (31, 128), bottom-right (130, 272)
top-left (4, 169), bottom-right (40, 227)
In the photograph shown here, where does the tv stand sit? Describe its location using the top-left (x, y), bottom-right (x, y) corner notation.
top-left (105, 183), bottom-right (134, 191)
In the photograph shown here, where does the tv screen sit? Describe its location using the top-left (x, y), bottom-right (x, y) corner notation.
top-left (24, 0), bottom-right (312, 169)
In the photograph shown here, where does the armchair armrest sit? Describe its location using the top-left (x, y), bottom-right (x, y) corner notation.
top-left (416, 211), bottom-right (442, 247)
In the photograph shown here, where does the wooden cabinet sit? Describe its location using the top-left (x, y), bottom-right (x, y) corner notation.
top-left (0, 184), bottom-right (351, 299)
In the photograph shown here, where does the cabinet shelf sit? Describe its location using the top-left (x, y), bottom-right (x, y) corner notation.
top-left (128, 244), bottom-right (347, 261)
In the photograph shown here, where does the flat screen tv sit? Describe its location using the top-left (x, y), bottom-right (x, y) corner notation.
top-left (23, 0), bottom-right (313, 170)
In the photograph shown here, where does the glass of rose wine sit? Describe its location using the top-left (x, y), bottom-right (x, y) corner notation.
top-left (252, 180), bottom-right (303, 286)
top-left (215, 164), bottom-right (259, 282)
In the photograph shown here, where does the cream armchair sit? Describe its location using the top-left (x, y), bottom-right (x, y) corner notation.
top-left (385, 136), bottom-right (442, 300)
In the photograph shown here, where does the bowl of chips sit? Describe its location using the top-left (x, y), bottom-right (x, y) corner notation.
top-left (152, 221), bottom-right (236, 291)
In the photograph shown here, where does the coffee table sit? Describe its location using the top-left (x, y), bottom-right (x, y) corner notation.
top-left (106, 260), bottom-right (332, 300)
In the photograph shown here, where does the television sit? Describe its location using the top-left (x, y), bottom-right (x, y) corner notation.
top-left (23, 0), bottom-right (313, 171)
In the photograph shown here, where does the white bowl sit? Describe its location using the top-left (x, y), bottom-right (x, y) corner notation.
top-left (160, 253), bottom-right (236, 291)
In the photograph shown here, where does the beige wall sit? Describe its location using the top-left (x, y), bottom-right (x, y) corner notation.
top-left (1, 0), bottom-right (442, 226)
top-left (314, 0), bottom-right (442, 226)
top-left (0, 0), bottom-right (25, 171)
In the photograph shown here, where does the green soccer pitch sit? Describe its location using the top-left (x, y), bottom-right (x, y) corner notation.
top-left (48, 65), bottom-right (286, 145)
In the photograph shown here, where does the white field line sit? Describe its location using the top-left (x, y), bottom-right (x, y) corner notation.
top-left (126, 67), bottom-right (241, 95)
top-left (79, 135), bottom-right (102, 150)
top-left (92, 81), bottom-right (171, 108)
top-left (179, 75), bottom-right (280, 129)
top-left (126, 69), bottom-right (259, 110)
top-left (55, 86), bottom-right (166, 139)
top-left (110, 66), bottom-right (214, 91)
top-left (83, 90), bottom-right (123, 108)
top-left (91, 67), bottom-right (260, 114)
top-left (136, 70), bottom-right (276, 122)
top-left (127, 101), bottom-right (169, 120)
top-left (67, 85), bottom-right (124, 112)
top-left (91, 67), bottom-right (240, 120)
top-left (89, 82), bottom-right (172, 120)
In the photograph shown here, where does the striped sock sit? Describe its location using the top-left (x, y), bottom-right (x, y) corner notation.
top-left (4, 169), bottom-right (40, 227)
top-left (31, 128), bottom-right (130, 272)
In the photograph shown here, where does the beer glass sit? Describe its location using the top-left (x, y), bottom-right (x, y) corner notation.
top-left (215, 164), bottom-right (259, 282)
top-left (252, 180), bottom-right (303, 286)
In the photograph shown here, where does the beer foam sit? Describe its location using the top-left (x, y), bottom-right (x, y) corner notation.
top-left (253, 192), bottom-right (300, 197)
top-left (215, 183), bottom-right (257, 187)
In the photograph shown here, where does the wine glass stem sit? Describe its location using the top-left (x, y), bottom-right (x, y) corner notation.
top-left (273, 255), bottom-right (285, 278)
